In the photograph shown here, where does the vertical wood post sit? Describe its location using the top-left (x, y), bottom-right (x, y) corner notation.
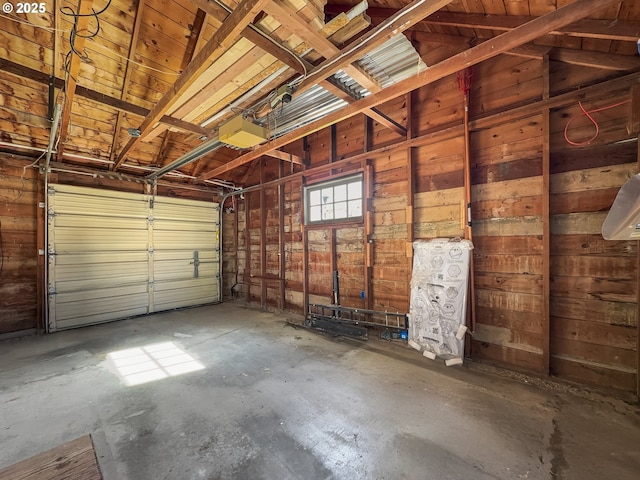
top-left (542, 54), bottom-right (551, 374)
top-left (330, 124), bottom-right (337, 163)
top-left (302, 177), bottom-right (309, 318)
top-left (636, 133), bottom-right (640, 398)
top-left (260, 161), bottom-right (266, 308)
top-left (364, 160), bottom-right (374, 311)
top-left (278, 162), bottom-right (285, 311)
top-left (234, 193), bottom-right (239, 300)
top-left (330, 227), bottom-right (337, 303)
top-left (244, 192), bottom-right (251, 304)
top-left (406, 92), bottom-right (415, 315)
top-left (461, 69), bottom-right (476, 356)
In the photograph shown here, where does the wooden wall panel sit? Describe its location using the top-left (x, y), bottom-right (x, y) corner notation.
top-left (0, 156), bottom-right (39, 334)
top-left (469, 109), bottom-right (545, 372)
top-left (220, 55), bottom-right (638, 394)
top-left (411, 76), bottom-right (463, 135)
top-left (336, 227), bottom-right (365, 308)
top-left (549, 141), bottom-right (637, 390)
top-left (371, 96), bottom-right (407, 149)
top-left (335, 116), bottom-right (365, 159)
top-left (471, 56), bottom-right (543, 117)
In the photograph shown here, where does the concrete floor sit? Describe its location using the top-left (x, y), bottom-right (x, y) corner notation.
top-left (0, 303), bottom-right (638, 480)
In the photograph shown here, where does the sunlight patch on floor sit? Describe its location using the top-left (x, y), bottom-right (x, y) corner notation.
top-left (106, 342), bottom-right (204, 386)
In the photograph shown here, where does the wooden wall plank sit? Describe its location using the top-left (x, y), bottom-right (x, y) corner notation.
top-left (0, 155), bottom-right (39, 334)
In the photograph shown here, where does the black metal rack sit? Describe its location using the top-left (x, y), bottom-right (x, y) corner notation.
top-left (305, 303), bottom-right (408, 339)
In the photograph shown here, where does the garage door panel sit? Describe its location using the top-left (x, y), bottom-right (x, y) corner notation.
top-left (50, 184), bottom-right (148, 218)
top-left (153, 250), bottom-right (218, 262)
top-left (55, 292), bottom-right (149, 319)
top-left (55, 304), bottom-right (149, 330)
top-left (154, 267), bottom-right (217, 282)
top-left (53, 215), bottom-right (149, 231)
top-left (153, 283), bottom-right (219, 311)
top-left (154, 233), bottom-right (217, 251)
top-left (154, 220), bottom-right (217, 233)
top-left (55, 273), bottom-right (149, 292)
top-left (56, 284), bottom-right (148, 303)
top-left (54, 261), bottom-right (148, 282)
top-left (53, 252), bottom-right (149, 266)
top-left (48, 185), bottom-right (219, 330)
top-left (54, 229), bottom-right (149, 252)
top-left (153, 199), bottom-right (218, 222)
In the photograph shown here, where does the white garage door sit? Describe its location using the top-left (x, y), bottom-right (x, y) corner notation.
top-left (47, 184), bottom-right (220, 331)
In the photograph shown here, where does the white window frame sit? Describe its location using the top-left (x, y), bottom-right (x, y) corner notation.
top-left (304, 173), bottom-right (364, 225)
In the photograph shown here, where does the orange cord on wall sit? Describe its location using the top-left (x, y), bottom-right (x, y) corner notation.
top-left (563, 99), bottom-right (631, 146)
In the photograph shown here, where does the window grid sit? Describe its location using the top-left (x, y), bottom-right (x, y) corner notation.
top-left (305, 174), bottom-right (363, 225)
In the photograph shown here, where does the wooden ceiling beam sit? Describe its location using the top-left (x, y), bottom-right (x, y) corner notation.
top-left (410, 31), bottom-right (640, 70)
top-left (263, 0), bottom-right (401, 130)
top-left (297, 0), bottom-right (454, 93)
top-left (190, 0), bottom-right (312, 75)
top-left (182, 8), bottom-right (208, 72)
top-left (548, 48), bottom-right (640, 71)
top-left (320, 79), bottom-right (406, 136)
top-left (326, 5), bottom-right (640, 43)
top-left (0, 60), bottom-right (212, 137)
top-left (156, 131), bottom-right (175, 168)
top-left (170, 47), bottom-right (267, 120)
top-left (115, 0), bottom-right (270, 165)
top-left (111, 0), bottom-right (146, 171)
top-left (264, 0), bottom-right (378, 90)
top-left (57, 0), bottom-right (94, 161)
top-left (197, 0), bottom-right (621, 182)
top-left (263, 150), bottom-right (304, 165)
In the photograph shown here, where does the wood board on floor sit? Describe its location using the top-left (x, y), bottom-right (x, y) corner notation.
top-left (0, 435), bottom-right (102, 480)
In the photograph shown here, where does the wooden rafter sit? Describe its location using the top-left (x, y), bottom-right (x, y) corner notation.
top-left (196, 0), bottom-right (621, 182)
top-left (0, 58), bottom-right (211, 137)
top-left (186, 0), bottom-right (397, 142)
top-left (327, 6), bottom-right (640, 43)
top-left (190, 0), bottom-right (311, 74)
top-left (296, 0), bottom-right (454, 94)
top-left (182, 8), bottom-right (208, 72)
top-left (320, 80), bottom-right (407, 136)
top-left (263, 0), bottom-right (382, 91)
top-left (57, 0), bottom-right (94, 161)
top-left (156, 131), bottom-right (175, 168)
top-left (409, 30), bottom-right (640, 70)
top-left (111, 0), bottom-right (146, 171)
top-left (170, 47), bottom-right (267, 120)
top-left (115, 0), bottom-right (271, 165)
top-left (263, 0), bottom-right (402, 122)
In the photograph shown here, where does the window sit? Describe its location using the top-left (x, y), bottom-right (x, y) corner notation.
top-left (305, 174), bottom-right (363, 225)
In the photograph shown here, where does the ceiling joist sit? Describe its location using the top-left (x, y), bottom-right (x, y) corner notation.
top-left (57, 0), bottom-right (95, 161)
top-left (111, 0), bottom-right (146, 171)
top-left (197, 0), bottom-right (622, 182)
top-left (115, 0), bottom-right (271, 165)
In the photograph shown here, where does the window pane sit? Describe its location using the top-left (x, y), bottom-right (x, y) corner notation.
top-left (322, 204), bottom-right (334, 220)
top-left (348, 199), bottom-right (362, 217)
top-left (334, 201), bottom-right (347, 219)
top-left (309, 205), bottom-right (321, 222)
top-left (334, 184), bottom-right (347, 202)
top-left (348, 181), bottom-right (362, 199)
top-left (321, 187), bottom-right (333, 204)
top-left (309, 189), bottom-right (321, 206)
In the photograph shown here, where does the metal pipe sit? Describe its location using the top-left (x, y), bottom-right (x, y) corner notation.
top-left (62, 152), bottom-right (113, 165)
top-left (0, 142), bottom-right (49, 154)
top-left (333, 270), bottom-right (340, 306)
top-left (42, 103), bottom-right (62, 333)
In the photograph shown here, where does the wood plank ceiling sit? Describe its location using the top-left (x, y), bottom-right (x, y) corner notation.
top-left (1, 0), bottom-right (639, 187)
